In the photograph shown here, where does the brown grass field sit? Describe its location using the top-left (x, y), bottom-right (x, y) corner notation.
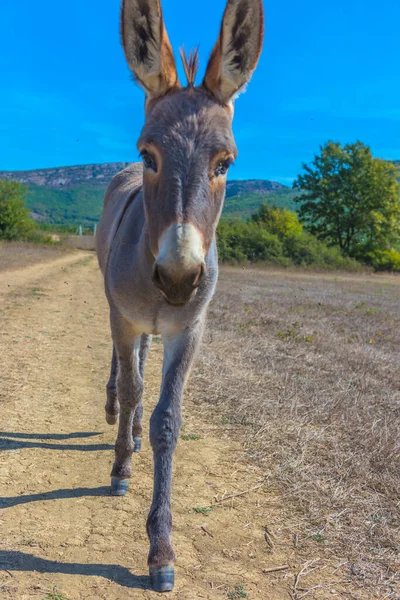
top-left (0, 241), bottom-right (69, 272)
top-left (199, 265), bottom-right (400, 598)
top-left (0, 243), bottom-right (399, 600)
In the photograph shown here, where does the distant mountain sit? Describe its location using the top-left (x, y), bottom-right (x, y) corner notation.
top-left (0, 162), bottom-right (133, 189)
top-left (0, 162), bottom-right (295, 225)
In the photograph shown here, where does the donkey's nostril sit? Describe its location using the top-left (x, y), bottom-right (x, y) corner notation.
top-left (152, 263), bottom-right (164, 290)
top-left (152, 263), bottom-right (174, 295)
top-left (192, 262), bottom-right (206, 287)
top-left (152, 264), bottom-right (175, 301)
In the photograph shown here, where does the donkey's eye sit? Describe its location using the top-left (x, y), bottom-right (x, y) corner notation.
top-left (214, 159), bottom-right (233, 178)
top-left (140, 150), bottom-right (157, 173)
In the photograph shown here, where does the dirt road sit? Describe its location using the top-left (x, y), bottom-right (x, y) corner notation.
top-left (0, 251), bottom-right (355, 600)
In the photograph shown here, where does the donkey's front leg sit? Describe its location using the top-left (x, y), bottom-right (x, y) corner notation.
top-left (105, 345), bottom-right (119, 425)
top-left (147, 319), bottom-right (204, 592)
top-left (130, 334), bottom-right (152, 453)
top-left (110, 319), bottom-right (143, 496)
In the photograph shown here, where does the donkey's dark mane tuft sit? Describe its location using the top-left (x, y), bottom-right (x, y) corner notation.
top-left (179, 47), bottom-right (199, 87)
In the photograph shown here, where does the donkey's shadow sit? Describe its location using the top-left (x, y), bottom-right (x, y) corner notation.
top-left (0, 431), bottom-right (113, 452)
top-left (0, 430), bottom-right (151, 590)
top-left (0, 485), bottom-right (111, 509)
top-left (0, 431), bottom-right (102, 440)
top-left (0, 550), bottom-right (151, 590)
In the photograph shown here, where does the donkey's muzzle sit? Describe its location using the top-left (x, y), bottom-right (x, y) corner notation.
top-left (152, 262), bottom-right (206, 306)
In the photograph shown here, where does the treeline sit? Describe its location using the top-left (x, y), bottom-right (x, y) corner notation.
top-left (217, 205), bottom-right (360, 269)
top-left (218, 141), bottom-right (400, 272)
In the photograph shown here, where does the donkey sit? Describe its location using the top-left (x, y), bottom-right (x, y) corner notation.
top-left (96, 0), bottom-right (263, 591)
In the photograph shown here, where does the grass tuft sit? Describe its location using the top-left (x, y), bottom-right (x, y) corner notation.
top-left (180, 433), bottom-right (200, 441)
top-left (42, 587), bottom-right (71, 600)
top-left (193, 505), bottom-right (213, 515)
top-left (227, 584), bottom-right (247, 599)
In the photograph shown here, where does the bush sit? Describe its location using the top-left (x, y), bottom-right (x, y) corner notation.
top-left (217, 208), bottom-right (361, 270)
top-left (251, 202), bottom-right (303, 238)
top-left (24, 230), bottom-right (57, 245)
top-left (367, 248), bottom-right (400, 272)
top-left (217, 220), bottom-right (290, 265)
top-left (0, 180), bottom-right (34, 240)
top-left (283, 232), bottom-right (359, 269)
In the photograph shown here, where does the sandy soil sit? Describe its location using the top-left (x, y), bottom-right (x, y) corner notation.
top-left (0, 252), bottom-right (351, 600)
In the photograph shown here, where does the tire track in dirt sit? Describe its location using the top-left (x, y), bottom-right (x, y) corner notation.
top-left (0, 253), bottom-right (340, 600)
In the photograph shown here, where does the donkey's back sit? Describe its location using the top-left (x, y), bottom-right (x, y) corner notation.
top-left (96, 162), bottom-right (143, 275)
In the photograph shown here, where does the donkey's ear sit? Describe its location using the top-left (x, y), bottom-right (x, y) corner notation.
top-left (121, 0), bottom-right (179, 98)
top-left (203, 0), bottom-right (264, 105)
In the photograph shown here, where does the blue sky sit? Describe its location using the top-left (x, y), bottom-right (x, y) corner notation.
top-left (1, 0), bottom-right (399, 183)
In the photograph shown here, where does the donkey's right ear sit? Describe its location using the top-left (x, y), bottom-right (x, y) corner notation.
top-left (121, 0), bottom-right (179, 99)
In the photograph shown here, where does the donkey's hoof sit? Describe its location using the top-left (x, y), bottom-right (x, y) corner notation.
top-left (110, 477), bottom-right (130, 496)
top-left (149, 564), bottom-right (175, 592)
top-left (106, 412), bottom-right (118, 425)
top-left (133, 436), bottom-right (142, 453)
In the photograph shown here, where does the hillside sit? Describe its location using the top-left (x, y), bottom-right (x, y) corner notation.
top-left (0, 162), bottom-right (135, 188)
top-left (0, 162), bottom-right (295, 225)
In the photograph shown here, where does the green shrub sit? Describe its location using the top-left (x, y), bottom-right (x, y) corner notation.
top-left (0, 180), bottom-right (34, 240)
top-left (283, 232), bottom-right (321, 265)
top-left (251, 202), bottom-right (303, 237)
top-left (367, 248), bottom-right (400, 272)
top-left (283, 232), bottom-right (359, 269)
top-left (217, 220), bottom-right (289, 265)
top-left (217, 213), bottom-right (361, 270)
top-left (25, 230), bottom-right (57, 245)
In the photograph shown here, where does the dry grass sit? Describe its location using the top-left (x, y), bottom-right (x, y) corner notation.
top-left (193, 266), bottom-right (400, 598)
top-left (0, 241), bottom-right (68, 272)
top-left (64, 235), bottom-right (96, 250)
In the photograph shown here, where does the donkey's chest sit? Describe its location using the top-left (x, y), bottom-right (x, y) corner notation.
top-left (117, 297), bottom-right (199, 337)
top-left (108, 275), bottom-right (191, 336)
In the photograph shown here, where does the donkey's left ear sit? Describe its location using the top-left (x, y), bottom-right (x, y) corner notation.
top-left (121, 0), bottom-right (179, 99)
top-left (203, 0), bottom-right (264, 105)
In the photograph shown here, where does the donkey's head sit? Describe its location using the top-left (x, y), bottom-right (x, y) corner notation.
top-left (122, 0), bottom-right (263, 305)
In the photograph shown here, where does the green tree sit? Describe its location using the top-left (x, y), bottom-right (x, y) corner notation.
top-left (251, 202), bottom-right (303, 238)
top-left (293, 141), bottom-right (400, 260)
top-left (0, 180), bottom-right (33, 240)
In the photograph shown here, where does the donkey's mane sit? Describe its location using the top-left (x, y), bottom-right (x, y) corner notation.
top-left (179, 47), bottom-right (199, 87)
